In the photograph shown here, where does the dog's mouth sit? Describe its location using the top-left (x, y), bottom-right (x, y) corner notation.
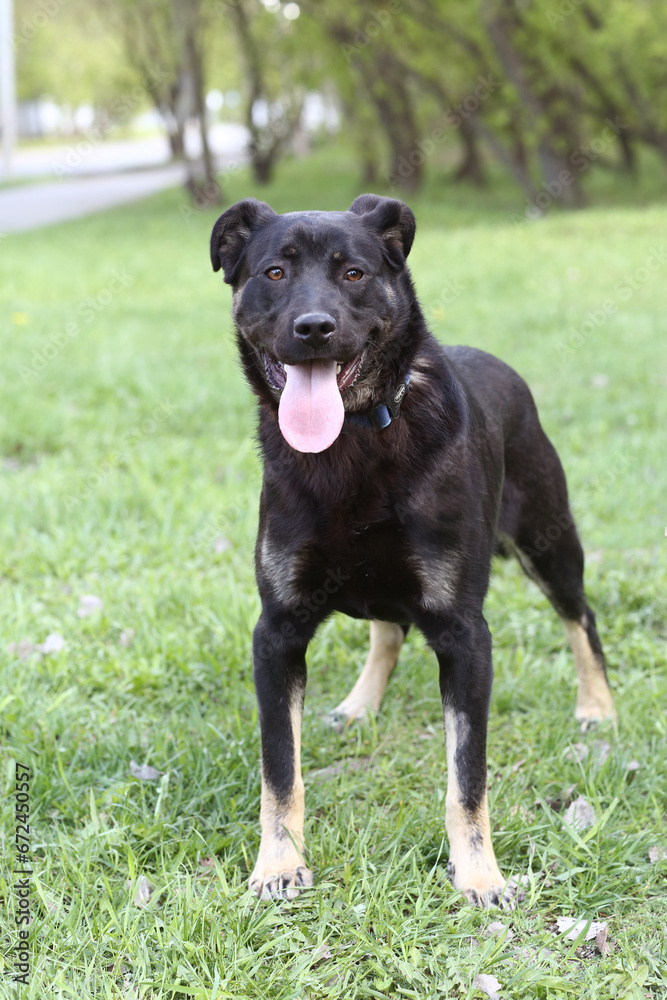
top-left (262, 349), bottom-right (365, 393)
top-left (261, 349), bottom-right (365, 454)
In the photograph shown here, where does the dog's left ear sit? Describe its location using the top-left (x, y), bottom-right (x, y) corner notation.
top-left (210, 198), bottom-right (276, 283)
top-left (348, 193), bottom-right (416, 265)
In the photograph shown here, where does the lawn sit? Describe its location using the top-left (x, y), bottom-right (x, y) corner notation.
top-left (1, 147), bottom-right (666, 999)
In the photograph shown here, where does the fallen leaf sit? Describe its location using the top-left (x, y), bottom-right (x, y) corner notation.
top-left (123, 971), bottom-right (138, 997)
top-left (213, 537), bottom-right (231, 554)
top-left (129, 760), bottom-right (163, 781)
top-left (509, 803), bottom-right (534, 822)
top-left (511, 758), bottom-right (527, 773)
top-left (547, 783), bottom-right (577, 811)
top-left (105, 962), bottom-right (130, 975)
top-left (563, 795), bottom-right (596, 830)
top-left (312, 944), bottom-right (334, 963)
top-left (564, 743), bottom-right (588, 763)
top-left (592, 740), bottom-right (611, 766)
top-left (7, 640), bottom-right (38, 659)
top-left (199, 856), bottom-right (217, 869)
top-left (556, 916), bottom-right (606, 941)
top-left (310, 757), bottom-right (373, 783)
top-left (128, 876), bottom-right (155, 908)
top-left (625, 760), bottom-right (640, 783)
top-left (38, 633), bottom-right (66, 655)
top-left (485, 921), bottom-right (514, 940)
top-left (78, 594), bottom-right (103, 617)
top-left (513, 945), bottom-right (552, 963)
top-left (504, 877), bottom-right (526, 904)
top-left (595, 925), bottom-right (613, 956)
top-left (119, 628), bottom-right (135, 648)
top-left (473, 972), bottom-right (502, 999)
top-left (648, 845), bottom-right (667, 863)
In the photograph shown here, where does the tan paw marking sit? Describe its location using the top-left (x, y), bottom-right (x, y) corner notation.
top-left (249, 864), bottom-right (314, 901)
top-left (447, 861), bottom-right (516, 909)
top-left (564, 619), bottom-right (617, 724)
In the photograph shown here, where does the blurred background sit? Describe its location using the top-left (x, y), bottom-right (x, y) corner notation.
top-left (2, 0), bottom-right (667, 217)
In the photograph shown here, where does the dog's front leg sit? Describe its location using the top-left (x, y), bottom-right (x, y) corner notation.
top-left (248, 615), bottom-right (313, 900)
top-left (427, 613), bottom-right (513, 908)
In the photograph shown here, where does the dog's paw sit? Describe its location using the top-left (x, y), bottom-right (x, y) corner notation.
top-left (327, 701), bottom-right (368, 732)
top-left (446, 861), bottom-right (516, 910)
top-left (575, 697), bottom-right (617, 730)
top-left (249, 865), bottom-right (314, 901)
top-left (575, 677), bottom-right (617, 728)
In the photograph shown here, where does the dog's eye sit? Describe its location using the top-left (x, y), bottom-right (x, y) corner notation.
top-left (344, 269), bottom-right (364, 281)
top-left (266, 267), bottom-right (284, 280)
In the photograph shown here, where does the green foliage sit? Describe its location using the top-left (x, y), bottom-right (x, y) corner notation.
top-left (0, 150), bottom-right (665, 996)
top-left (14, 0), bottom-right (667, 197)
top-left (15, 0), bottom-right (141, 106)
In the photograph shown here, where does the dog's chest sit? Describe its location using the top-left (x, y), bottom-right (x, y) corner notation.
top-left (261, 510), bottom-right (452, 622)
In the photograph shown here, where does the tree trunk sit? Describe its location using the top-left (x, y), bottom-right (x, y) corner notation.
top-left (484, 0), bottom-right (584, 208)
top-left (188, 28), bottom-right (220, 203)
top-left (453, 116), bottom-right (486, 185)
top-left (167, 123), bottom-right (185, 161)
top-left (229, 0), bottom-right (293, 186)
top-left (359, 55), bottom-right (423, 192)
top-left (171, 0), bottom-right (221, 206)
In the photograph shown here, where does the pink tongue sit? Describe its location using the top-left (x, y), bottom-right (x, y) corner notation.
top-left (278, 359), bottom-right (344, 453)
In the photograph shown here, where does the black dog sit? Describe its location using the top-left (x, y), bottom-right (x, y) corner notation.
top-left (210, 194), bottom-right (616, 906)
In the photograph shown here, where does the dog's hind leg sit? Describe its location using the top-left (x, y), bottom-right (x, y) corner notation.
top-left (499, 431), bottom-right (616, 725)
top-left (330, 620), bottom-right (404, 725)
top-left (248, 615), bottom-right (314, 900)
top-left (562, 611), bottom-right (616, 725)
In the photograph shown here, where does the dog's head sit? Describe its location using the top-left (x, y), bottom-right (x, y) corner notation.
top-left (210, 194), bottom-right (418, 453)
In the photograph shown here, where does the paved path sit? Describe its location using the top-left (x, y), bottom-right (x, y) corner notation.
top-left (0, 125), bottom-right (248, 234)
top-left (0, 164), bottom-right (188, 233)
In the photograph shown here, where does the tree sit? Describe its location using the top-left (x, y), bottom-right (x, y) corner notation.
top-left (95, 0), bottom-right (221, 204)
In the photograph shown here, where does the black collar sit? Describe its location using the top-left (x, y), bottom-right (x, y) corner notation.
top-left (342, 368), bottom-right (411, 433)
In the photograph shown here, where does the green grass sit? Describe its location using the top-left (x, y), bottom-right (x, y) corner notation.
top-left (0, 145), bottom-right (666, 998)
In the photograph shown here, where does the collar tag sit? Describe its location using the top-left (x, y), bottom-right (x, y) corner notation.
top-left (342, 368), bottom-right (411, 434)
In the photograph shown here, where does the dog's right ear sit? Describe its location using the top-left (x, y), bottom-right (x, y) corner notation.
top-left (210, 198), bottom-right (276, 283)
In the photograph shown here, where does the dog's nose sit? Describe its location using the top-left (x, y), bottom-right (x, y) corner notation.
top-left (293, 312), bottom-right (336, 347)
